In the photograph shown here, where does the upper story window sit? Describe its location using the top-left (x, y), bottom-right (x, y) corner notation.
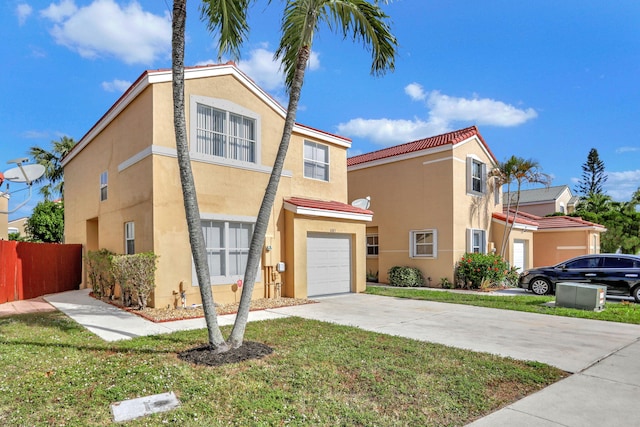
top-left (125, 222), bottom-right (135, 255)
top-left (366, 234), bottom-right (379, 257)
top-left (467, 157), bottom-right (486, 195)
top-left (191, 96), bottom-right (260, 167)
top-left (304, 141), bottom-right (329, 181)
top-left (410, 229), bottom-right (437, 258)
top-left (196, 104), bottom-right (256, 162)
top-left (100, 171), bottom-right (108, 201)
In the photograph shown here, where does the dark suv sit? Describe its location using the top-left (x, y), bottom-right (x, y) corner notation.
top-left (518, 254), bottom-right (640, 302)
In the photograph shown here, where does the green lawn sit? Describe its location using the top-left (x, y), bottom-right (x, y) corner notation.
top-left (366, 286), bottom-right (640, 324)
top-left (0, 311), bottom-right (565, 426)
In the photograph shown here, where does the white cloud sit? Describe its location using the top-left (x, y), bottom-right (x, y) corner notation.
top-left (17, 3), bottom-right (33, 26)
top-left (337, 117), bottom-right (450, 145)
top-left (615, 146), bottom-right (640, 154)
top-left (40, 0), bottom-right (77, 23)
top-left (426, 90), bottom-right (538, 127)
top-left (338, 85), bottom-right (538, 146)
top-left (405, 82), bottom-right (426, 101)
top-left (41, 0), bottom-right (171, 65)
top-left (237, 48), bottom-right (284, 91)
top-left (197, 46), bottom-right (320, 107)
top-left (101, 79), bottom-right (131, 93)
top-left (21, 130), bottom-right (52, 139)
top-left (605, 170), bottom-right (640, 201)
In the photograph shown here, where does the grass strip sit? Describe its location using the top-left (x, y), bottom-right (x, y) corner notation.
top-left (366, 286), bottom-right (640, 324)
top-left (0, 311), bottom-right (565, 426)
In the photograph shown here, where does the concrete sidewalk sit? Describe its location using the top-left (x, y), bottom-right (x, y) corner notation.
top-left (33, 290), bottom-right (640, 426)
top-left (43, 288), bottom-right (290, 341)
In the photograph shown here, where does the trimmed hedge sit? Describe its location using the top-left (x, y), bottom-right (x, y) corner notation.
top-left (85, 250), bottom-right (158, 309)
top-left (388, 266), bottom-right (424, 287)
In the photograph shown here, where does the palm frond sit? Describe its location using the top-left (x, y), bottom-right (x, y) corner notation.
top-left (200, 0), bottom-right (252, 61)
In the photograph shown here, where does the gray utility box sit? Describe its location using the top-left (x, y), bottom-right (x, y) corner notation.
top-left (555, 282), bottom-right (606, 311)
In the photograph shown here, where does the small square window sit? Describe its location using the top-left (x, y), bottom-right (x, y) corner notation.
top-left (100, 171), bottom-right (108, 201)
top-left (410, 230), bottom-right (436, 258)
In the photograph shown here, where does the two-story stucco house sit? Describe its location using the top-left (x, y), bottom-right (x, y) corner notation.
top-left (507, 185), bottom-right (579, 216)
top-left (62, 63), bottom-right (371, 308)
top-left (347, 126), bottom-right (510, 285)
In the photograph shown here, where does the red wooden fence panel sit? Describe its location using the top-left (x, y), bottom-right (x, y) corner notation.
top-left (0, 241), bottom-right (82, 303)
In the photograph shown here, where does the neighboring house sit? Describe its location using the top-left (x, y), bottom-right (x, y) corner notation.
top-left (347, 126), bottom-right (505, 285)
top-left (8, 217), bottom-right (28, 236)
top-left (347, 126), bottom-right (605, 285)
top-left (507, 185), bottom-right (578, 216)
top-left (62, 63), bottom-right (371, 308)
top-left (505, 210), bottom-right (605, 267)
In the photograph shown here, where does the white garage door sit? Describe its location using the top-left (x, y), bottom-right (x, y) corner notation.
top-left (513, 240), bottom-right (525, 272)
top-left (307, 233), bottom-right (352, 297)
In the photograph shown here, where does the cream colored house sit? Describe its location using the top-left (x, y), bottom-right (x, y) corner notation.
top-left (509, 211), bottom-right (605, 267)
top-left (348, 126), bottom-right (507, 285)
top-left (8, 217), bottom-right (28, 237)
top-left (63, 63), bottom-right (371, 308)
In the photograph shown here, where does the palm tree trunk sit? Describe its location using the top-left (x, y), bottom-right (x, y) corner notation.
top-left (172, 0), bottom-right (227, 351)
top-left (228, 46), bottom-right (311, 348)
top-left (500, 183), bottom-right (513, 258)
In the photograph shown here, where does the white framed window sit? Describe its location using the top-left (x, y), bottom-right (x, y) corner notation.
top-left (100, 171), bottom-right (108, 201)
top-left (410, 229), bottom-right (437, 258)
top-left (191, 96), bottom-right (260, 165)
top-left (304, 141), bottom-right (329, 181)
top-left (366, 234), bottom-right (379, 257)
top-left (125, 222), bottom-right (135, 255)
top-left (467, 157), bottom-right (486, 195)
top-left (201, 219), bottom-right (254, 284)
top-left (468, 229), bottom-right (486, 254)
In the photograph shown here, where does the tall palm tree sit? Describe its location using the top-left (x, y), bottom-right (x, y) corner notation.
top-left (227, 0), bottom-right (397, 348)
top-left (171, 0), bottom-right (250, 352)
top-left (29, 136), bottom-right (76, 200)
top-left (492, 156), bottom-right (550, 259)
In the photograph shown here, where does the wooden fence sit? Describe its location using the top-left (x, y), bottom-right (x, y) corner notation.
top-left (0, 240), bottom-right (82, 303)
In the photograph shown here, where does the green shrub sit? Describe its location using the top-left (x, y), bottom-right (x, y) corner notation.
top-left (440, 277), bottom-right (452, 289)
top-left (388, 266), bottom-right (424, 287)
top-left (111, 252), bottom-right (158, 309)
top-left (455, 252), bottom-right (510, 289)
top-left (85, 249), bottom-right (116, 298)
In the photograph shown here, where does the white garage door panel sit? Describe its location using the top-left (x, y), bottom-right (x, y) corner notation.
top-left (513, 240), bottom-right (525, 272)
top-left (307, 233), bottom-right (351, 297)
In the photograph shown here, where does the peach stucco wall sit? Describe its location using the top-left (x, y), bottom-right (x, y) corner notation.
top-left (64, 68), bottom-right (361, 307)
top-left (533, 230), bottom-right (600, 267)
top-left (348, 137), bottom-right (501, 285)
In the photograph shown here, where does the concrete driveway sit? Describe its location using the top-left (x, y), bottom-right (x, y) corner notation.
top-left (272, 293), bottom-right (640, 374)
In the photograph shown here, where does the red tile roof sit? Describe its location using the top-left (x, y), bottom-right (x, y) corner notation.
top-left (284, 197), bottom-right (373, 215)
top-left (495, 209), bottom-right (606, 230)
top-left (347, 126), bottom-right (496, 167)
top-left (492, 212), bottom-right (539, 227)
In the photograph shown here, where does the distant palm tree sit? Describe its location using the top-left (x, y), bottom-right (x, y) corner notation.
top-left (227, 0), bottom-right (397, 348)
top-left (492, 156), bottom-right (551, 259)
top-left (29, 136), bottom-right (76, 200)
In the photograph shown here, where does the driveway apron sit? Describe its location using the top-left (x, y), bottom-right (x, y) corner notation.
top-left (270, 293), bottom-right (640, 373)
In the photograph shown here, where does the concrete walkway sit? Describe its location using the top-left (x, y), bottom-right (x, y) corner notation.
top-left (10, 289), bottom-right (640, 426)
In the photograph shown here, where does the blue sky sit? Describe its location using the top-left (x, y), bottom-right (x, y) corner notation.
top-left (2, 0), bottom-right (640, 220)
